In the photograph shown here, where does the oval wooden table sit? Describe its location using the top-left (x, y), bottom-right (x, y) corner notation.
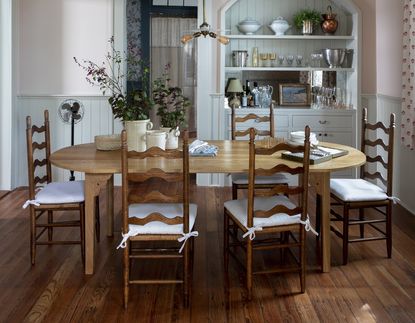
top-left (50, 140), bottom-right (366, 275)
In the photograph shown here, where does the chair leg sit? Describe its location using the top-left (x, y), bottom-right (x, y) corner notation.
top-left (246, 238), bottom-right (253, 300)
top-left (342, 205), bottom-right (350, 265)
top-left (47, 210), bottom-right (53, 241)
top-left (183, 242), bottom-right (190, 307)
top-left (386, 203), bottom-right (392, 258)
top-left (80, 206), bottom-right (85, 265)
top-left (30, 208), bottom-right (36, 265)
top-left (224, 210), bottom-right (229, 274)
top-left (300, 228), bottom-right (306, 293)
top-left (95, 196), bottom-right (100, 242)
top-left (123, 242), bottom-right (130, 309)
top-left (316, 194), bottom-right (321, 240)
top-left (232, 184), bottom-right (238, 200)
top-left (359, 208), bottom-right (365, 238)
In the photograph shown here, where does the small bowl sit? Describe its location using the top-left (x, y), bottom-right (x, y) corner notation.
top-left (237, 18), bottom-right (261, 35)
top-left (322, 48), bottom-right (346, 68)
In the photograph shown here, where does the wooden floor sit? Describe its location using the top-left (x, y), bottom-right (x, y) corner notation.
top-left (1, 185), bottom-right (415, 322)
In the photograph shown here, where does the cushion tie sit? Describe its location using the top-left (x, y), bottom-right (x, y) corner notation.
top-left (242, 226), bottom-right (263, 240)
top-left (299, 217), bottom-right (319, 236)
top-left (22, 200), bottom-right (40, 209)
top-left (116, 228), bottom-right (141, 249)
top-left (388, 196), bottom-right (401, 204)
top-left (178, 231), bottom-right (199, 253)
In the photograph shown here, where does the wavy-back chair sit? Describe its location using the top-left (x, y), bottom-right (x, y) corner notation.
top-left (117, 129), bottom-right (198, 308)
top-left (224, 126), bottom-right (315, 300)
top-left (230, 105), bottom-right (288, 199)
top-left (329, 107), bottom-right (396, 265)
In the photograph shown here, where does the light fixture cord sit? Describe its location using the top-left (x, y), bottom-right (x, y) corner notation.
top-left (203, 0), bottom-right (207, 23)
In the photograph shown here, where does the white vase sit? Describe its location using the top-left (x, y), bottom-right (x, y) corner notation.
top-left (124, 119), bottom-right (153, 151)
top-left (160, 126), bottom-right (180, 149)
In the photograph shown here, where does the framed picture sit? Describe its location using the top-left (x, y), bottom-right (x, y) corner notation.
top-left (278, 83), bottom-right (311, 106)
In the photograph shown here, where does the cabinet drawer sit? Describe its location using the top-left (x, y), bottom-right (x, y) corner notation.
top-left (315, 132), bottom-right (352, 146)
top-left (293, 115), bottom-right (352, 130)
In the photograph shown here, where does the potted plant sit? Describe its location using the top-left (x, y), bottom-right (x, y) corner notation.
top-left (152, 64), bottom-right (190, 149)
top-left (74, 37), bottom-right (154, 151)
top-left (293, 9), bottom-right (321, 35)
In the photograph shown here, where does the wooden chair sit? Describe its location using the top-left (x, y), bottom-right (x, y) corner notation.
top-left (118, 129), bottom-right (198, 309)
top-left (24, 110), bottom-right (100, 265)
top-left (328, 107), bottom-right (396, 265)
top-left (230, 105), bottom-right (288, 199)
top-left (224, 126), bottom-right (314, 300)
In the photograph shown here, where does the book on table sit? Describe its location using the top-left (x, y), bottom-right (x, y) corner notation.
top-left (281, 146), bottom-right (348, 165)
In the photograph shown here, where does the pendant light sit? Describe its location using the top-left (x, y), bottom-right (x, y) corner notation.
top-left (180, 0), bottom-right (230, 45)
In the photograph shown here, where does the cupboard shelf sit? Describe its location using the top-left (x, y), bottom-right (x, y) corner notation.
top-left (226, 35), bottom-right (355, 40)
top-left (225, 67), bottom-right (355, 72)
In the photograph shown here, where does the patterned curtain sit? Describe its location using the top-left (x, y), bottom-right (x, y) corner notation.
top-left (402, 0), bottom-right (415, 150)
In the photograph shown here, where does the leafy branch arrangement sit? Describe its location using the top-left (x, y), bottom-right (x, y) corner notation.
top-left (293, 9), bottom-right (322, 30)
top-left (74, 37), bottom-right (153, 121)
top-left (153, 64), bottom-right (190, 129)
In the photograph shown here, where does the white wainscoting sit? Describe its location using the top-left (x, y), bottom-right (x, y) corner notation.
top-left (362, 94), bottom-right (415, 215)
top-left (14, 95), bottom-right (116, 187)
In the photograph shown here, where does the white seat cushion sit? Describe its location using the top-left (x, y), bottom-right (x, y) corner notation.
top-left (330, 178), bottom-right (388, 202)
top-left (128, 203), bottom-right (198, 235)
top-left (35, 181), bottom-right (85, 204)
top-left (224, 195), bottom-right (302, 229)
top-left (231, 173), bottom-right (288, 185)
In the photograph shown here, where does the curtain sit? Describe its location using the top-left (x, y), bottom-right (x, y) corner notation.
top-left (151, 17), bottom-right (197, 133)
top-left (402, 1), bottom-right (415, 150)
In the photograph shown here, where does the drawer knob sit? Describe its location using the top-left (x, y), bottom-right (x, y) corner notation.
top-left (324, 133), bottom-right (328, 137)
top-left (319, 120), bottom-right (328, 124)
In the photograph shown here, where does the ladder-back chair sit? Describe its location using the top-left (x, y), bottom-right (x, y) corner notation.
top-left (117, 129), bottom-right (198, 309)
top-left (329, 107), bottom-right (396, 265)
top-left (224, 126), bottom-right (315, 300)
top-left (230, 105), bottom-right (288, 199)
top-left (24, 110), bottom-right (99, 265)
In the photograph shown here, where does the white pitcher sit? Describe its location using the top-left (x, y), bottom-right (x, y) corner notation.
top-left (143, 130), bottom-right (168, 150)
top-left (124, 119), bottom-right (153, 152)
top-left (160, 127), bottom-right (180, 149)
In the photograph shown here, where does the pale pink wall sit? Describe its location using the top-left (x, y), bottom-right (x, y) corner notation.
top-left (376, 0), bottom-right (404, 97)
top-left (19, 0), bottom-right (113, 95)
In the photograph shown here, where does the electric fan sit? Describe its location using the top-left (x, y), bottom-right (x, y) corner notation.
top-left (58, 99), bottom-right (85, 181)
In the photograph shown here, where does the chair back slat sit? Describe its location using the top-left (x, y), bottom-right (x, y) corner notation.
top-left (255, 185), bottom-right (303, 197)
top-left (128, 213), bottom-right (182, 226)
top-left (363, 171), bottom-right (388, 187)
top-left (366, 155), bottom-right (388, 169)
top-left (121, 130), bottom-right (190, 234)
top-left (254, 205), bottom-right (303, 218)
top-left (231, 105), bottom-right (274, 140)
top-left (256, 165), bottom-right (303, 176)
top-left (360, 108), bottom-right (395, 195)
top-left (26, 110), bottom-right (52, 200)
top-left (246, 126), bottom-right (310, 228)
top-left (34, 175), bottom-right (49, 185)
top-left (31, 125), bottom-right (46, 134)
top-left (33, 159), bottom-right (48, 169)
top-left (128, 190), bottom-right (182, 203)
top-left (127, 171), bottom-right (182, 183)
top-left (364, 138), bottom-right (388, 151)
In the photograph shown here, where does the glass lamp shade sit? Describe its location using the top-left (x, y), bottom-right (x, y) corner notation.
top-left (217, 35), bottom-right (230, 45)
top-left (181, 34), bottom-right (193, 44)
top-left (227, 79), bottom-right (243, 93)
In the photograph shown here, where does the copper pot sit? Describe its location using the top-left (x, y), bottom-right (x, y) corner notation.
top-left (321, 6), bottom-right (338, 34)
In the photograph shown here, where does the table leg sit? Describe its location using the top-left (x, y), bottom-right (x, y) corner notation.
top-left (310, 172), bottom-right (331, 273)
top-left (106, 175), bottom-right (114, 237)
top-left (84, 173), bottom-right (112, 275)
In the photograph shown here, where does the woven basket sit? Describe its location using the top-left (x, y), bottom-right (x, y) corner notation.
top-left (95, 134), bottom-right (121, 151)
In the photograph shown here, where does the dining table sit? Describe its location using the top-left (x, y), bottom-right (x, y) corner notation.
top-left (50, 140), bottom-right (366, 275)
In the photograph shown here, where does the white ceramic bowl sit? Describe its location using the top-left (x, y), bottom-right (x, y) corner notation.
top-left (237, 18), bottom-right (261, 35)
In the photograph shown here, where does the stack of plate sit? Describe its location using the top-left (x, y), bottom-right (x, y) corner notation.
top-left (287, 131), bottom-right (318, 146)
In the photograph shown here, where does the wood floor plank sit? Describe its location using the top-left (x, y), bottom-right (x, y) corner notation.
top-left (1, 186), bottom-right (415, 322)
